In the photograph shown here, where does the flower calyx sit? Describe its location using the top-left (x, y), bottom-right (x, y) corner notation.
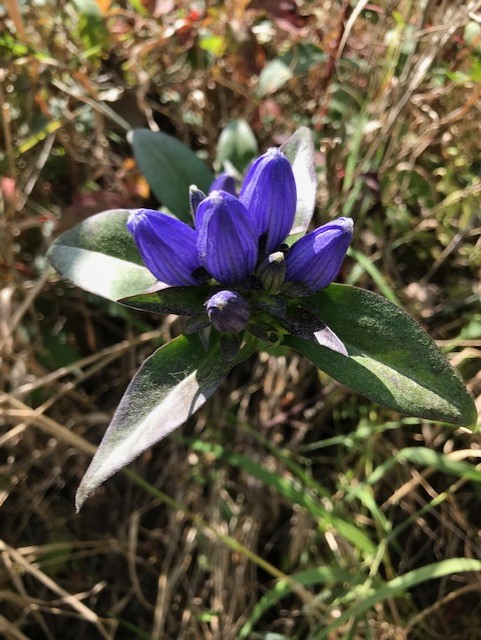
top-left (256, 251), bottom-right (286, 295)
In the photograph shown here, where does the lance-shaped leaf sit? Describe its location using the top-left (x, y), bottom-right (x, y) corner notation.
top-left (284, 284), bottom-right (477, 428)
top-left (130, 129), bottom-right (214, 222)
top-left (47, 209), bottom-right (156, 301)
top-left (76, 333), bottom-right (249, 510)
top-left (119, 283), bottom-right (213, 315)
top-left (280, 127), bottom-right (317, 244)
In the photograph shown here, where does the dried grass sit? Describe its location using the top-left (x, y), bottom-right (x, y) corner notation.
top-left (1, 0), bottom-right (481, 638)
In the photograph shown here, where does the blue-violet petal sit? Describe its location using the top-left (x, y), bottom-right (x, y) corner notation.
top-left (285, 217), bottom-right (353, 291)
top-left (239, 147), bottom-right (296, 252)
top-left (127, 208), bottom-right (201, 286)
top-left (209, 173), bottom-right (237, 196)
top-left (197, 191), bottom-right (259, 285)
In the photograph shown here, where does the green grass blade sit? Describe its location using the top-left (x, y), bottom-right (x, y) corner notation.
top-left (238, 566), bottom-right (356, 640)
top-left (321, 558), bottom-right (481, 636)
top-left (190, 440), bottom-right (375, 554)
top-left (366, 446), bottom-right (481, 486)
top-left (348, 248), bottom-right (402, 306)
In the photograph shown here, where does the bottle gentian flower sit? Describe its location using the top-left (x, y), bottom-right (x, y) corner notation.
top-left (196, 191), bottom-right (259, 285)
top-left (127, 209), bottom-right (202, 286)
top-left (239, 148), bottom-right (297, 252)
top-left (285, 217), bottom-right (354, 291)
top-left (127, 146), bottom-right (353, 295)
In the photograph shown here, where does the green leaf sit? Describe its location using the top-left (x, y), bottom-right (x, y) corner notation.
top-left (469, 60), bottom-right (481, 83)
top-left (75, 334), bottom-right (236, 510)
top-left (72, 0), bottom-right (102, 18)
top-left (130, 129), bottom-right (214, 221)
top-left (280, 127), bottom-right (317, 243)
top-left (47, 209), bottom-right (156, 301)
top-left (199, 34), bottom-right (226, 57)
top-left (257, 59), bottom-right (293, 97)
top-left (72, 0), bottom-right (109, 54)
top-left (127, 0), bottom-right (148, 16)
top-left (284, 285), bottom-right (477, 427)
top-left (119, 283), bottom-right (212, 316)
top-left (257, 45), bottom-right (326, 98)
top-left (464, 20), bottom-right (481, 55)
top-left (215, 119), bottom-right (259, 173)
top-left (281, 43), bottom-right (326, 76)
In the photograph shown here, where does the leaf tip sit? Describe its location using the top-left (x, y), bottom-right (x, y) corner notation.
top-left (75, 479), bottom-right (97, 512)
top-left (463, 403), bottom-right (480, 432)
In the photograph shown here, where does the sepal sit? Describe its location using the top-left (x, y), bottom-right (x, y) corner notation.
top-left (185, 313), bottom-right (210, 334)
top-left (257, 251), bottom-right (286, 294)
top-left (189, 185), bottom-right (207, 218)
top-left (220, 333), bottom-right (241, 362)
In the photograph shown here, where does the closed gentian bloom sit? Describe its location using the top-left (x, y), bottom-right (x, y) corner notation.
top-left (127, 209), bottom-right (201, 286)
top-left (239, 147), bottom-right (297, 252)
top-left (197, 191), bottom-right (258, 285)
top-left (209, 173), bottom-right (237, 196)
top-left (285, 217), bottom-right (354, 291)
top-left (206, 290), bottom-right (250, 333)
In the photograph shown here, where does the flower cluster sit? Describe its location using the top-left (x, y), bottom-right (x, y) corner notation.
top-left (127, 147), bottom-right (353, 336)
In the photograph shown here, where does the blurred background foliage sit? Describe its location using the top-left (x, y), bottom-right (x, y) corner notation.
top-left (1, 0), bottom-right (481, 638)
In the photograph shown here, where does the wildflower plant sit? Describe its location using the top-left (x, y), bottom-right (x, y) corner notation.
top-left (47, 127), bottom-right (477, 510)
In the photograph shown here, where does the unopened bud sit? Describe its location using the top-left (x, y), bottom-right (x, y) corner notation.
top-left (206, 290), bottom-right (250, 333)
top-left (285, 217), bottom-right (353, 291)
top-left (209, 173), bottom-right (236, 196)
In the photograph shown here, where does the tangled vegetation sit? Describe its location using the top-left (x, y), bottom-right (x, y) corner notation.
top-left (1, 1), bottom-right (481, 638)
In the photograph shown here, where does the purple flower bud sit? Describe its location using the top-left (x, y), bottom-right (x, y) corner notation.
top-left (239, 147), bottom-right (296, 252)
top-left (197, 191), bottom-right (259, 285)
top-left (285, 217), bottom-right (353, 291)
top-left (206, 290), bottom-right (250, 333)
top-left (209, 173), bottom-right (237, 196)
top-left (127, 209), bottom-right (201, 286)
